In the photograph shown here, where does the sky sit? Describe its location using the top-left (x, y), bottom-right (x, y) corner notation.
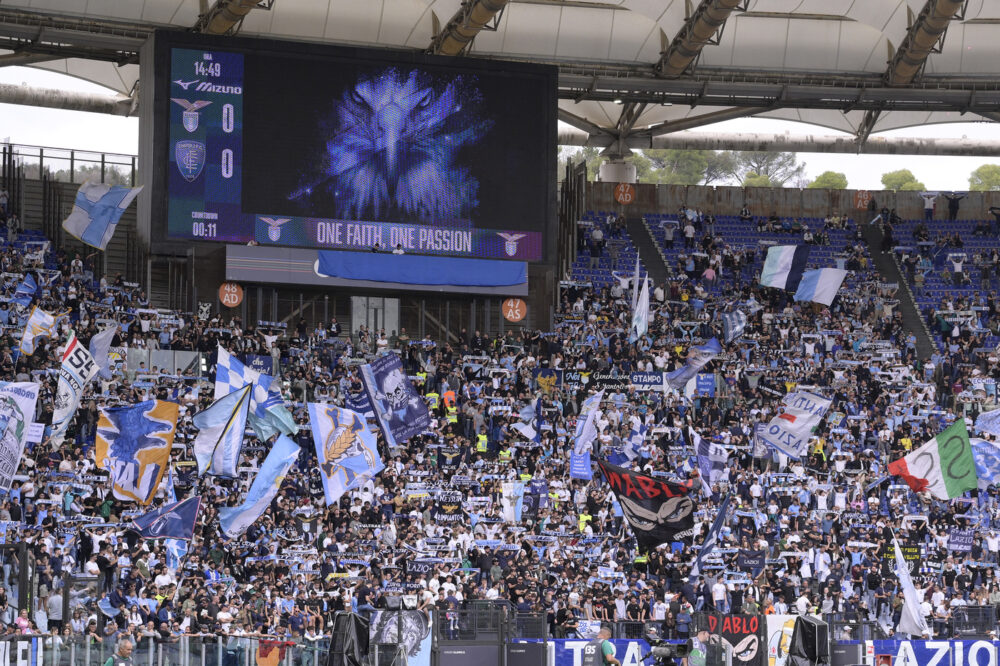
top-left (0, 65), bottom-right (998, 190)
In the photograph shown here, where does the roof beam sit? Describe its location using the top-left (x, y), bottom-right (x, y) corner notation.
top-left (857, 0), bottom-right (964, 145)
top-left (428, 0), bottom-right (509, 56)
top-left (558, 129), bottom-right (1000, 157)
top-left (631, 107), bottom-right (762, 137)
top-left (0, 82), bottom-right (134, 116)
top-left (655, 0), bottom-right (745, 78)
top-left (195, 0), bottom-right (271, 36)
top-left (557, 108), bottom-right (612, 137)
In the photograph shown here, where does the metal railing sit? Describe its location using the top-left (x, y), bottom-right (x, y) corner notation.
top-left (0, 634), bottom-right (330, 666)
top-left (4, 142), bottom-right (138, 186)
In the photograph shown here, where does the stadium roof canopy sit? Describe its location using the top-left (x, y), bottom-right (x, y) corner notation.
top-left (0, 0), bottom-right (998, 153)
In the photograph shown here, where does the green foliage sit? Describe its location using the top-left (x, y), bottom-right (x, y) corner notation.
top-left (743, 172), bottom-right (772, 188)
top-left (807, 171), bottom-right (848, 190)
top-left (969, 164), bottom-right (1000, 191)
top-left (881, 169), bottom-right (924, 192)
top-left (722, 151), bottom-right (805, 187)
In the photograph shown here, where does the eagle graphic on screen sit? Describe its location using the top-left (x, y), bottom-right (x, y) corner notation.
top-left (289, 68), bottom-right (493, 222)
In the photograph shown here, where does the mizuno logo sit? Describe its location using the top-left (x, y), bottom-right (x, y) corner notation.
top-left (173, 79), bottom-right (199, 90)
top-left (195, 82), bottom-right (242, 94)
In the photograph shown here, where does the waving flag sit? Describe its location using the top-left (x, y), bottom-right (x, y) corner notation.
top-left (629, 277), bottom-right (650, 343)
top-left (359, 353), bottom-right (430, 448)
top-left (216, 346), bottom-right (297, 442)
top-left (759, 391), bottom-right (832, 460)
top-left (574, 392), bottom-right (603, 454)
top-left (10, 274), bottom-right (36, 307)
top-left (691, 495), bottom-right (731, 579)
top-left (19, 306), bottom-right (58, 355)
top-left (889, 419), bottom-right (977, 499)
top-left (96, 400), bottom-right (178, 505)
top-left (88, 325), bottom-right (118, 380)
top-left (131, 496), bottom-right (201, 540)
top-left (0, 382), bottom-right (40, 492)
top-left (759, 245), bottom-right (810, 291)
top-left (666, 338), bottom-right (722, 390)
top-left (192, 385), bottom-right (251, 478)
top-left (972, 438), bottom-right (1000, 490)
top-left (599, 460), bottom-right (696, 551)
top-left (691, 426), bottom-right (729, 496)
top-left (894, 537), bottom-right (930, 637)
top-left (975, 408), bottom-right (1000, 437)
top-left (51, 332), bottom-right (99, 444)
top-left (61, 181), bottom-right (143, 250)
top-left (218, 434), bottom-right (300, 538)
top-left (631, 255), bottom-right (641, 309)
top-left (308, 403), bottom-right (384, 506)
top-left (719, 310), bottom-right (747, 344)
top-left (794, 268), bottom-right (847, 306)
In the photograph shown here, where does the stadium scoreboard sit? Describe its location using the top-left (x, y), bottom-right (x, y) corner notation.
top-left (144, 32), bottom-right (556, 262)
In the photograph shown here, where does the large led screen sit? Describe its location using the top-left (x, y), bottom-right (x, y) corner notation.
top-left (158, 35), bottom-right (555, 261)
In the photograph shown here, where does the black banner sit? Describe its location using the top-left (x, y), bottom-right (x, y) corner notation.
top-left (597, 460), bottom-right (696, 552)
top-left (736, 549), bottom-right (766, 578)
top-left (404, 560), bottom-right (436, 576)
top-left (438, 448), bottom-right (461, 467)
top-left (707, 614), bottom-right (763, 666)
top-left (431, 501), bottom-right (465, 523)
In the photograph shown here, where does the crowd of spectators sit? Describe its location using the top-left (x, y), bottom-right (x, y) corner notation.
top-left (0, 205), bottom-right (996, 663)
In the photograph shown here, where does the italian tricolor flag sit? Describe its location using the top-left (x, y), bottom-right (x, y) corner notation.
top-left (888, 419), bottom-right (978, 499)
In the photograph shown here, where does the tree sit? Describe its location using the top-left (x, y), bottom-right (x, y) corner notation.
top-left (703, 151), bottom-right (736, 185)
top-left (640, 149), bottom-right (710, 185)
top-left (881, 169), bottom-right (924, 192)
top-left (969, 164), bottom-right (1000, 191)
top-left (717, 151), bottom-right (806, 187)
top-left (807, 171), bottom-right (848, 189)
top-left (743, 172), bottom-right (772, 188)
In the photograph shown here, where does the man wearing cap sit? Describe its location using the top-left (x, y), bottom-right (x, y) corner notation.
top-left (581, 625), bottom-right (620, 666)
top-left (684, 628), bottom-right (710, 666)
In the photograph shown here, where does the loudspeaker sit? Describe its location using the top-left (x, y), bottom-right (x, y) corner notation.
top-left (507, 642), bottom-right (546, 666)
top-left (788, 615), bottom-right (830, 666)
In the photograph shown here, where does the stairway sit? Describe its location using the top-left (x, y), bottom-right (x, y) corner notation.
top-left (861, 223), bottom-right (936, 360)
top-left (624, 217), bottom-right (669, 284)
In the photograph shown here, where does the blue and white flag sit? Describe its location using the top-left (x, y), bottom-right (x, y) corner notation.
top-left (573, 395), bottom-right (602, 455)
top-left (61, 181), bottom-right (143, 251)
top-left (192, 385), bottom-right (251, 478)
top-left (630, 254), bottom-right (641, 310)
top-left (719, 310), bottom-right (747, 344)
top-left (692, 426), bottom-right (729, 497)
top-left (759, 245), bottom-right (810, 291)
top-left (10, 274), bottom-right (36, 307)
top-left (359, 353), bottom-right (430, 447)
top-left (19, 306), bottom-right (58, 355)
top-left (345, 392), bottom-right (374, 419)
top-left (51, 332), bottom-right (99, 444)
top-left (308, 403), bottom-right (384, 506)
top-left (794, 268), bottom-right (847, 307)
top-left (0, 382), bottom-right (40, 492)
top-left (972, 438), bottom-right (1000, 490)
top-left (88, 325), bottom-right (118, 380)
top-left (96, 400), bottom-right (178, 505)
top-left (759, 391), bottom-right (832, 460)
top-left (218, 434), bottom-right (300, 538)
top-left (215, 346), bottom-right (297, 442)
top-left (625, 415), bottom-right (647, 461)
top-left (500, 481), bottom-right (526, 523)
top-left (975, 408), bottom-right (1000, 437)
top-left (131, 496), bottom-right (201, 540)
top-left (691, 495), bottom-right (731, 580)
top-left (629, 277), bottom-right (649, 343)
top-left (666, 338), bottom-right (722, 390)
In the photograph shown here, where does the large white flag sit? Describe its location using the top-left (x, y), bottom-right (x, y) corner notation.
top-left (894, 537), bottom-right (930, 637)
top-left (630, 254), bottom-right (641, 309)
top-left (758, 391), bottom-right (832, 460)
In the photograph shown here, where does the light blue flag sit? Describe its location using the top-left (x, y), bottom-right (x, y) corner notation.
top-left (192, 385), bottom-right (251, 477)
top-left (793, 268), bottom-right (847, 307)
top-left (976, 408), bottom-right (1000, 437)
top-left (307, 403), bottom-right (384, 506)
top-left (11, 274), bottom-right (36, 307)
top-left (569, 450), bottom-right (592, 480)
top-left (215, 346), bottom-right (297, 442)
top-left (972, 438), bottom-right (1000, 490)
top-left (666, 338), bottom-right (722, 389)
top-left (88, 325), bottom-right (118, 380)
top-left (691, 495), bottom-right (732, 580)
top-left (61, 181), bottom-right (143, 250)
top-left (629, 277), bottom-right (649, 343)
top-left (163, 467), bottom-right (188, 573)
top-left (218, 434), bottom-right (300, 539)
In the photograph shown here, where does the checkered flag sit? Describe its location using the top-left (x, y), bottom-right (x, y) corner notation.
top-left (215, 346), bottom-right (296, 441)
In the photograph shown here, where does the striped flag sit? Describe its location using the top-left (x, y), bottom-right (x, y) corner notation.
top-left (719, 310), bottom-right (747, 344)
top-left (759, 245), bottom-right (810, 291)
top-left (691, 426), bottom-right (729, 497)
top-left (691, 495), bottom-right (731, 579)
top-left (794, 268), bottom-right (847, 306)
top-left (888, 419), bottom-right (977, 499)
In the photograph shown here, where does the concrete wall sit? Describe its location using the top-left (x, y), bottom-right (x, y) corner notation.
top-left (587, 182), bottom-right (1000, 220)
